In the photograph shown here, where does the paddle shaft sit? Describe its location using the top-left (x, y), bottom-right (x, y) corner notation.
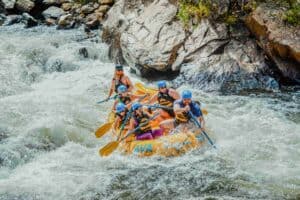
top-left (188, 111), bottom-right (216, 149)
top-left (117, 110), bottom-right (132, 140)
top-left (97, 95), bottom-right (116, 104)
top-left (144, 104), bottom-right (173, 111)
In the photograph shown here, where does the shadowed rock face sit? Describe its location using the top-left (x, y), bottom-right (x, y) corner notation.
top-left (246, 4), bottom-right (300, 84)
top-left (102, 0), bottom-right (282, 94)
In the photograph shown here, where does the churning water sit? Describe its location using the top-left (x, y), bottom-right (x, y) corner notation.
top-left (0, 25), bottom-right (299, 200)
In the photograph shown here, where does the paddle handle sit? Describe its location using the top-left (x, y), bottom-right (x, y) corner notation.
top-left (188, 111), bottom-right (217, 149)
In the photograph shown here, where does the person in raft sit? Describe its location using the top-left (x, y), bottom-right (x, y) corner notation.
top-left (148, 80), bottom-right (180, 121)
top-left (112, 85), bottom-right (149, 111)
top-left (113, 103), bottom-right (131, 135)
top-left (128, 102), bottom-right (163, 140)
top-left (107, 65), bottom-right (133, 100)
top-left (160, 90), bottom-right (205, 134)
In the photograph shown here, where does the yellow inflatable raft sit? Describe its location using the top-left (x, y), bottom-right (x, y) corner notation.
top-left (101, 82), bottom-right (209, 157)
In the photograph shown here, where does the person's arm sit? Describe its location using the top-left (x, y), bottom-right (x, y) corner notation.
top-left (108, 78), bottom-right (115, 98)
top-left (198, 116), bottom-right (205, 130)
top-left (125, 76), bottom-right (134, 92)
top-left (113, 117), bottom-right (121, 130)
top-left (147, 92), bottom-right (158, 104)
top-left (193, 103), bottom-right (205, 129)
top-left (174, 102), bottom-right (189, 113)
top-left (128, 118), bottom-right (135, 131)
top-left (169, 89), bottom-right (180, 100)
top-left (112, 99), bottom-right (118, 111)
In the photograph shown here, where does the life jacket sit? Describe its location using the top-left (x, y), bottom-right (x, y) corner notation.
top-left (174, 100), bottom-right (201, 124)
top-left (133, 112), bottom-right (152, 134)
top-left (117, 94), bottom-right (131, 105)
top-left (113, 75), bottom-right (129, 93)
top-left (157, 90), bottom-right (175, 107)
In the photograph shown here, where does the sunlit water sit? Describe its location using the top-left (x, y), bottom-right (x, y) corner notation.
top-left (0, 25), bottom-right (299, 200)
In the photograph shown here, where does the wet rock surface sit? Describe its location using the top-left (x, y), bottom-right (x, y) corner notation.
top-left (246, 4), bottom-right (300, 84)
top-left (102, 0), bottom-right (285, 94)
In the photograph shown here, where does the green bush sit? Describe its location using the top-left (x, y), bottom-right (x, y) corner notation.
top-left (177, 0), bottom-right (211, 28)
top-left (283, 4), bottom-right (300, 25)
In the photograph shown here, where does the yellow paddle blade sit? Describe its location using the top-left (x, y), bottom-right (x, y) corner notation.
top-left (99, 141), bottom-right (119, 157)
top-left (202, 109), bottom-right (208, 115)
top-left (107, 112), bottom-right (115, 123)
top-left (95, 122), bottom-right (113, 138)
top-left (134, 82), bottom-right (157, 95)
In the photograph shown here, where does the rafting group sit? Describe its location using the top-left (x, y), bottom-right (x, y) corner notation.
top-left (96, 65), bottom-right (216, 157)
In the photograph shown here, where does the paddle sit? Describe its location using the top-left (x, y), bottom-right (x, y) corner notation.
top-left (97, 95), bottom-right (117, 104)
top-left (95, 93), bottom-right (149, 138)
top-left (116, 109), bottom-right (133, 140)
top-left (99, 113), bottom-right (160, 157)
top-left (134, 82), bottom-right (157, 95)
top-left (188, 111), bottom-right (217, 149)
top-left (95, 122), bottom-right (114, 138)
top-left (144, 104), bottom-right (173, 111)
top-left (144, 104), bottom-right (208, 115)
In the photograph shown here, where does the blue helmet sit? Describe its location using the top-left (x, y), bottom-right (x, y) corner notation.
top-left (132, 102), bottom-right (142, 111)
top-left (182, 90), bottom-right (192, 99)
top-left (117, 85), bottom-right (127, 93)
top-left (157, 80), bottom-right (167, 88)
top-left (116, 103), bottom-right (126, 113)
top-left (115, 65), bottom-right (123, 70)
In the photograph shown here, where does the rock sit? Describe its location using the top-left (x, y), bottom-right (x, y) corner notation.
top-left (93, 2), bottom-right (99, 9)
top-left (246, 4), bottom-right (300, 84)
top-left (0, 14), bottom-right (6, 25)
top-left (102, 0), bottom-right (281, 94)
top-left (45, 17), bottom-right (56, 25)
top-left (15, 0), bottom-right (34, 12)
top-left (172, 39), bottom-right (280, 94)
top-left (42, 0), bottom-right (71, 5)
top-left (119, 0), bottom-right (186, 74)
top-left (78, 47), bottom-right (88, 58)
top-left (42, 6), bottom-right (65, 19)
top-left (22, 12), bottom-right (38, 28)
top-left (97, 4), bottom-right (109, 12)
top-left (61, 2), bottom-right (72, 11)
top-left (80, 3), bottom-right (95, 14)
top-left (99, 0), bottom-right (113, 5)
top-left (85, 12), bottom-right (100, 29)
top-left (3, 14), bottom-right (22, 25)
top-left (2, 0), bottom-right (15, 9)
top-left (0, 1), bottom-right (5, 14)
top-left (57, 14), bottom-right (75, 29)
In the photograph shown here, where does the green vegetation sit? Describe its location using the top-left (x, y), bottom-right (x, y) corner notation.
top-left (74, 0), bottom-right (97, 5)
top-left (177, 0), bottom-right (210, 28)
top-left (177, 0), bottom-right (299, 27)
top-left (283, 4), bottom-right (300, 25)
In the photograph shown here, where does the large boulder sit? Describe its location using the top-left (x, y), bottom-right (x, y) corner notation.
top-left (246, 4), bottom-right (300, 84)
top-left (120, 0), bottom-right (186, 73)
top-left (172, 39), bottom-right (279, 94)
top-left (15, 0), bottom-right (34, 12)
top-left (1, 0), bottom-right (15, 9)
top-left (42, 6), bottom-right (65, 19)
top-left (102, 0), bottom-right (281, 94)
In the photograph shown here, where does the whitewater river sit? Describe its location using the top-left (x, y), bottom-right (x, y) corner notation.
top-left (0, 25), bottom-right (299, 200)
